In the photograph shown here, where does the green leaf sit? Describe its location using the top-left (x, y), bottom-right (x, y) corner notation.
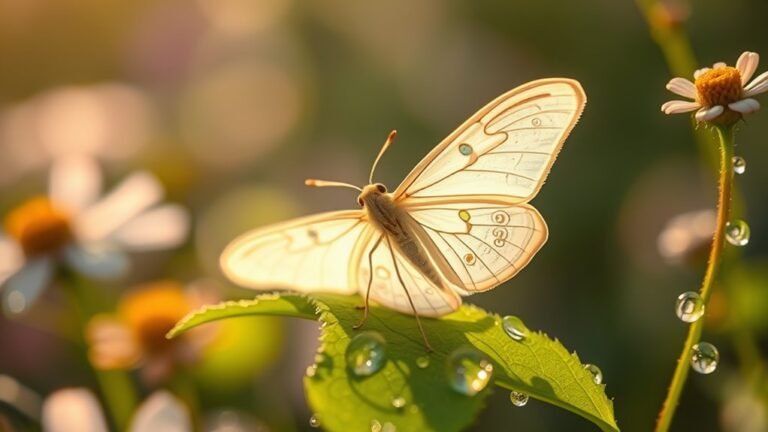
top-left (169, 293), bottom-right (619, 432)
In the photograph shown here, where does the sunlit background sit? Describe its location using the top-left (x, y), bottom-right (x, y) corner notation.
top-left (2, 0), bottom-right (768, 430)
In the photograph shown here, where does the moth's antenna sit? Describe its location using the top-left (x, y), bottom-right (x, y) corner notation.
top-left (304, 179), bottom-right (362, 192)
top-left (369, 130), bottom-right (397, 184)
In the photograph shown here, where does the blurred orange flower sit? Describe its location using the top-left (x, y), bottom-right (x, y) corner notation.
top-left (86, 280), bottom-right (219, 385)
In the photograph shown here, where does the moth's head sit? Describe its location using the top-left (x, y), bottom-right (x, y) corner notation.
top-left (357, 183), bottom-right (388, 207)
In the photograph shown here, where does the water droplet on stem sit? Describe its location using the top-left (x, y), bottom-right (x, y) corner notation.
top-left (675, 291), bottom-right (705, 323)
top-left (691, 342), bottom-right (719, 374)
top-left (725, 220), bottom-right (750, 246)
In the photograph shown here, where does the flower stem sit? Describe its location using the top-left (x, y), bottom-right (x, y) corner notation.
top-left (64, 273), bottom-right (138, 430)
top-left (655, 126), bottom-right (734, 432)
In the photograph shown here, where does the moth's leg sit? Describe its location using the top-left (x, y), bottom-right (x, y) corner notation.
top-left (385, 237), bottom-right (434, 353)
top-left (354, 235), bottom-right (384, 330)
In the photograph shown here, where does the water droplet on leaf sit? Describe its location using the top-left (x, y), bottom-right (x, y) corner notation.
top-left (309, 414), bottom-right (321, 428)
top-left (346, 331), bottom-right (387, 377)
top-left (583, 364), bottom-right (603, 384)
top-left (371, 419), bottom-right (382, 432)
top-left (502, 315), bottom-right (529, 341)
top-left (416, 356), bottom-right (430, 369)
top-left (391, 396), bottom-right (406, 408)
top-left (509, 391), bottom-right (529, 407)
top-left (725, 220), bottom-right (750, 246)
top-left (732, 156), bottom-right (746, 174)
top-left (675, 291), bottom-right (705, 323)
top-left (691, 342), bottom-right (719, 374)
top-left (446, 346), bottom-right (494, 396)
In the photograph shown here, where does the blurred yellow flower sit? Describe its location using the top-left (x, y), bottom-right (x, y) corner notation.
top-left (0, 157), bottom-right (189, 316)
top-left (662, 51), bottom-right (768, 124)
top-left (86, 280), bottom-right (219, 385)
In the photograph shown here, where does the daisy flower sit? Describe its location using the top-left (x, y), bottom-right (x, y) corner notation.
top-left (0, 156), bottom-right (189, 315)
top-left (86, 280), bottom-right (219, 385)
top-left (662, 51), bottom-right (768, 124)
top-left (42, 388), bottom-right (191, 432)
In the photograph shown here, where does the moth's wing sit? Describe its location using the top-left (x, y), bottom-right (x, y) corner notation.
top-left (221, 210), bottom-right (375, 294)
top-left (394, 79), bottom-right (585, 204)
top-left (358, 234), bottom-right (461, 317)
top-left (407, 202), bottom-right (547, 294)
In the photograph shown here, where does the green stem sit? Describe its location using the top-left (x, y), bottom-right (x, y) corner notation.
top-left (654, 126), bottom-right (734, 432)
top-left (65, 273), bottom-right (138, 430)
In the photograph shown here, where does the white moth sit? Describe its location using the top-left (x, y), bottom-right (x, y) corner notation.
top-left (221, 79), bottom-right (586, 349)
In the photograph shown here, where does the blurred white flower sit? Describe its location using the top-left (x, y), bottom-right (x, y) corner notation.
top-left (662, 51), bottom-right (768, 124)
top-left (42, 388), bottom-right (191, 432)
top-left (0, 156), bottom-right (189, 316)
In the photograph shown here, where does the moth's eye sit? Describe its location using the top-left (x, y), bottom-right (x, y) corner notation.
top-left (375, 183), bottom-right (387, 193)
top-left (357, 196), bottom-right (365, 207)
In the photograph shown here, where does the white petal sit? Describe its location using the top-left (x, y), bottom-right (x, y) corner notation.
top-left (736, 51), bottom-right (760, 85)
top-left (744, 71), bottom-right (768, 97)
top-left (713, 62), bottom-right (727, 69)
top-left (76, 171), bottom-right (163, 242)
top-left (64, 244), bottom-right (129, 280)
top-left (666, 77), bottom-right (697, 98)
top-left (728, 98), bottom-right (761, 114)
top-left (661, 100), bottom-right (700, 114)
top-left (0, 236), bottom-right (24, 286)
top-left (129, 391), bottom-right (191, 432)
top-left (695, 105), bottom-right (724, 122)
top-left (110, 204), bottom-right (189, 251)
top-left (49, 156), bottom-right (103, 215)
top-left (2, 257), bottom-right (53, 316)
top-left (43, 388), bottom-right (108, 432)
top-left (694, 68), bottom-right (711, 79)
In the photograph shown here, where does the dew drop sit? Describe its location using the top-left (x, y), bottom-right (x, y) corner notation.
top-left (583, 364), bottom-right (603, 384)
top-left (509, 391), bottom-right (529, 407)
top-left (501, 315), bottom-right (529, 341)
top-left (306, 365), bottom-right (317, 377)
top-left (345, 331), bottom-right (387, 377)
top-left (732, 156), bottom-right (746, 175)
top-left (675, 291), bottom-right (705, 323)
top-left (691, 342), bottom-right (719, 374)
top-left (416, 356), bottom-right (430, 369)
top-left (391, 396), bottom-right (406, 409)
top-left (382, 422), bottom-right (397, 432)
top-left (309, 414), bottom-right (321, 428)
top-left (725, 220), bottom-right (750, 246)
top-left (446, 346), bottom-right (494, 396)
top-left (458, 144), bottom-right (473, 156)
top-left (371, 419), bottom-right (382, 432)
top-left (6, 290), bottom-right (27, 314)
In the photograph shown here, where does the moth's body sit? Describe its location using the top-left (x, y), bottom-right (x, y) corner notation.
top-left (220, 78), bottom-right (587, 350)
top-left (358, 183), bottom-right (448, 293)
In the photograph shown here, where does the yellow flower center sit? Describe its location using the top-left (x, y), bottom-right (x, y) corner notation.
top-left (119, 281), bottom-right (191, 354)
top-left (4, 197), bottom-right (73, 256)
top-left (694, 67), bottom-right (743, 107)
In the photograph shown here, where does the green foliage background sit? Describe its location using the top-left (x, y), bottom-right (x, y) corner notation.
top-left (1, 0), bottom-right (768, 430)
